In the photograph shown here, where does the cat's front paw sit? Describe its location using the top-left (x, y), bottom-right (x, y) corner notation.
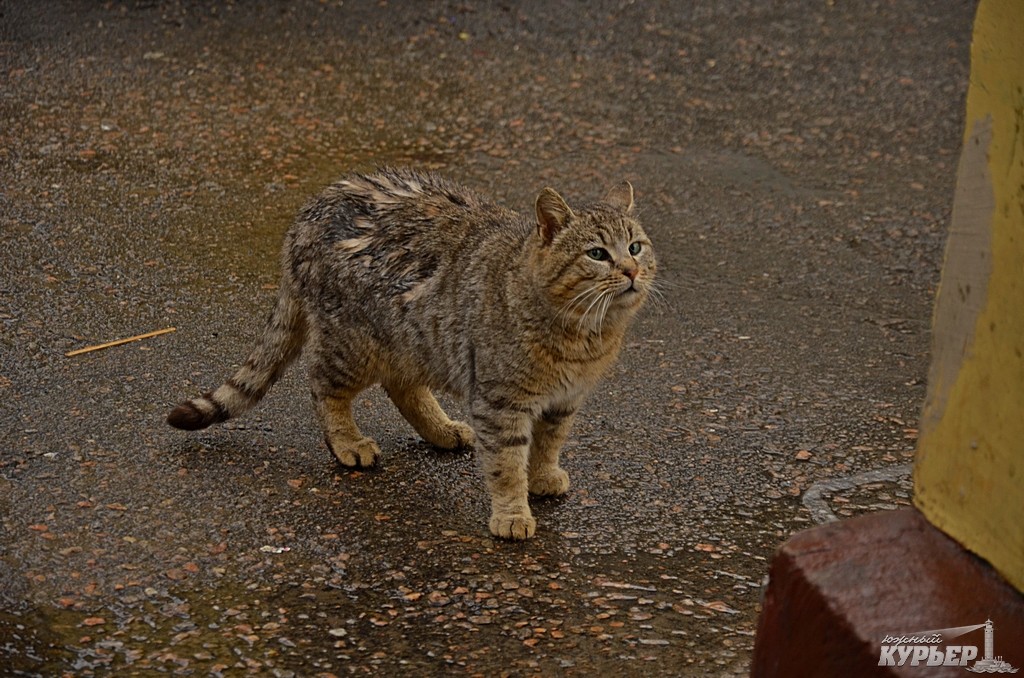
top-left (327, 436), bottom-right (381, 468)
top-left (489, 513), bottom-right (537, 540)
top-left (529, 467), bottom-right (570, 496)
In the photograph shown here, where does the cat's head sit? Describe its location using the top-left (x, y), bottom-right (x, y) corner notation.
top-left (533, 181), bottom-right (656, 335)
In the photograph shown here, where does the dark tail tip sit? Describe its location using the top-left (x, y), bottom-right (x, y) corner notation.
top-left (167, 400), bottom-right (215, 431)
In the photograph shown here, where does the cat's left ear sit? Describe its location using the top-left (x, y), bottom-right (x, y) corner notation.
top-left (536, 187), bottom-right (575, 244)
top-left (604, 181), bottom-right (635, 214)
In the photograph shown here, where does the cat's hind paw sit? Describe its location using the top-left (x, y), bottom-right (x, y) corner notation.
top-left (489, 513), bottom-right (537, 540)
top-left (529, 467), bottom-right (570, 496)
top-left (433, 420), bottom-right (475, 450)
top-left (327, 436), bottom-right (380, 468)
top-left (444, 421), bottom-right (475, 448)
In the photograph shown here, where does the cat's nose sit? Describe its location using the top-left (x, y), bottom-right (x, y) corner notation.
top-left (622, 267), bottom-right (638, 281)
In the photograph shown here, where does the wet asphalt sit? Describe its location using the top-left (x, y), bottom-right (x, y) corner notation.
top-left (0, 1), bottom-right (975, 675)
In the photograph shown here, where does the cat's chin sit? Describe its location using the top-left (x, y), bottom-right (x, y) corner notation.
top-left (603, 294), bottom-right (646, 325)
top-left (614, 286), bottom-right (647, 307)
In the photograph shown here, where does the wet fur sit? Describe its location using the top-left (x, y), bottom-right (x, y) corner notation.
top-left (168, 168), bottom-right (656, 539)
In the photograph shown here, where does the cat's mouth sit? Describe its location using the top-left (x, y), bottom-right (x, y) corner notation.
top-left (617, 278), bottom-right (645, 299)
top-left (608, 286), bottom-right (644, 311)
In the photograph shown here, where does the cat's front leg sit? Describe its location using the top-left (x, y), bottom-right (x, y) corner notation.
top-left (472, 404), bottom-right (535, 539)
top-left (528, 405), bottom-right (576, 496)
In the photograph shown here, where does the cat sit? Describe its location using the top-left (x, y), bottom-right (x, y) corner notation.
top-left (167, 167), bottom-right (656, 539)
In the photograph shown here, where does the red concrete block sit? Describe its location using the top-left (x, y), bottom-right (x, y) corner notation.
top-left (752, 508), bottom-right (1023, 677)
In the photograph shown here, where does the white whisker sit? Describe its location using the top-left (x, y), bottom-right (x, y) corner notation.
top-left (552, 284), bottom-right (604, 332)
top-left (644, 280), bottom-right (670, 309)
top-left (577, 285), bottom-right (611, 335)
top-left (593, 294), bottom-right (606, 342)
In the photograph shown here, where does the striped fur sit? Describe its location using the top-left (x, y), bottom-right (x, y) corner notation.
top-left (167, 168), bottom-right (656, 540)
top-left (167, 285), bottom-right (306, 430)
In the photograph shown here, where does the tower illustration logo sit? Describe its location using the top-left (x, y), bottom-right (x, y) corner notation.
top-left (878, 619), bottom-right (1019, 672)
top-left (967, 620), bottom-right (1018, 674)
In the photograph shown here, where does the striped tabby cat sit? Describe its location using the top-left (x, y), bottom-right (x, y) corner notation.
top-left (168, 168), bottom-right (656, 539)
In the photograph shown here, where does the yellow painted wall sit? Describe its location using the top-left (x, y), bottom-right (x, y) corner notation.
top-left (914, 0), bottom-right (1024, 593)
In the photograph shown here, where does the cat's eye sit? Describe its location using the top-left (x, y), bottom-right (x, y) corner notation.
top-left (587, 247), bottom-right (611, 261)
top-left (628, 242), bottom-right (642, 256)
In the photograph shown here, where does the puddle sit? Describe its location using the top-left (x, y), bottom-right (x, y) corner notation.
top-left (0, 606), bottom-right (75, 677)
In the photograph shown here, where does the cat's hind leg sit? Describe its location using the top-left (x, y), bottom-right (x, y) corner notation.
top-left (310, 353), bottom-right (379, 468)
top-left (385, 384), bottom-right (475, 450)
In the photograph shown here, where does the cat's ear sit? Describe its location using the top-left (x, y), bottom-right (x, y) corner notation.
top-left (536, 187), bottom-right (575, 244)
top-left (604, 180), bottom-right (635, 214)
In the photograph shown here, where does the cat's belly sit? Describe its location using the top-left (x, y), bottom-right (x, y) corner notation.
top-left (377, 339), bottom-right (468, 398)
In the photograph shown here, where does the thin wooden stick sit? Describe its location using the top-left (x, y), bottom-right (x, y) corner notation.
top-left (65, 327), bottom-right (177, 357)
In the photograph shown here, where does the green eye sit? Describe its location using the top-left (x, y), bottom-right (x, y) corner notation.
top-left (628, 242), bottom-right (642, 256)
top-left (587, 247), bottom-right (610, 261)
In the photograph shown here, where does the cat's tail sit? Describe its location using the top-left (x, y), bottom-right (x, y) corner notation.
top-left (166, 283), bottom-right (307, 431)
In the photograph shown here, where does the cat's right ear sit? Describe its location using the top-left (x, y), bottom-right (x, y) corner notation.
top-left (536, 187), bottom-right (575, 245)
